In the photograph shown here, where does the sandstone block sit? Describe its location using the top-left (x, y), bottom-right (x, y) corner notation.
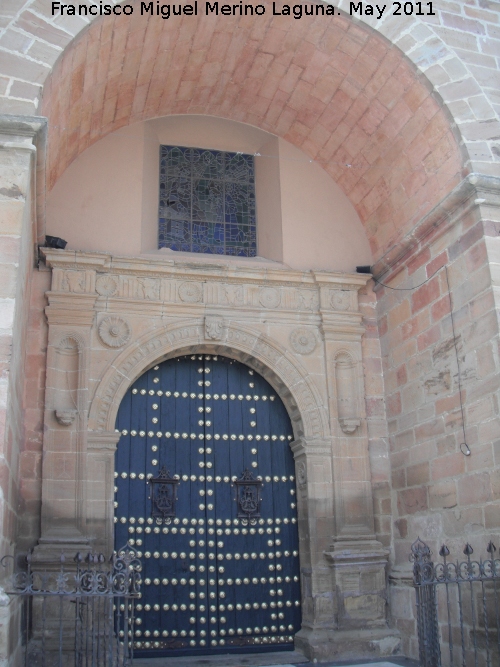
top-left (397, 487), bottom-right (428, 515)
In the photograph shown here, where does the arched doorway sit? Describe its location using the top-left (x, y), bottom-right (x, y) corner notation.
top-left (114, 353), bottom-right (302, 657)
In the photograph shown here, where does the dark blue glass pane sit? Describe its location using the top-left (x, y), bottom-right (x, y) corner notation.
top-left (225, 183), bottom-right (255, 225)
top-left (160, 178), bottom-right (191, 220)
top-left (225, 224), bottom-right (256, 248)
top-left (161, 220), bottom-right (191, 251)
top-left (190, 148), bottom-right (224, 180)
top-left (159, 146), bottom-right (256, 256)
top-left (162, 145), bottom-right (191, 178)
top-left (192, 179), bottom-right (223, 223)
top-left (225, 152), bottom-right (254, 182)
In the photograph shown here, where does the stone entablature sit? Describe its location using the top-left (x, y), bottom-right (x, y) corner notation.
top-left (44, 250), bottom-right (364, 315)
top-left (37, 248), bottom-right (398, 661)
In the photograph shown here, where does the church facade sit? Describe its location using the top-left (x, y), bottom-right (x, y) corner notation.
top-left (0, 1), bottom-right (499, 664)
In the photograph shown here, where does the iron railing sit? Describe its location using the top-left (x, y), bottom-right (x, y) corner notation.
top-left (1, 544), bottom-right (141, 667)
top-left (411, 538), bottom-right (500, 667)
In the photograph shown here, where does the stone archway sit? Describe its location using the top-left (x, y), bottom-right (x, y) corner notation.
top-left (86, 323), bottom-right (330, 591)
top-left (34, 4), bottom-right (465, 264)
top-left (88, 322), bottom-right (328, 440)
top-left (1, 0), bottom-right (497, 184)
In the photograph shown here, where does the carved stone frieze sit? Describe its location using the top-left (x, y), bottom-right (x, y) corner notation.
top-left (297, 290), bottom-right (319, 311)
top-left (95, 275), bottom-right (118, 297)
top-left (53, 268), bottom-right (96, 295)
top-left (136, 277), bottom-right (160, 300)
top-left (330, 290), bottom-right (351, 311)
top-left (290, 327), bottom-right (317, 355)
top-left (259, 287), bottom-right (281, 309)
top-left (98, 316), bottom-right (131, 348)
top-left (221, 283), bottom-right (245, 306)
top-left (179, 281), bottom-right (203, 303)
top-left (62, 271), bottom-right (86, 293)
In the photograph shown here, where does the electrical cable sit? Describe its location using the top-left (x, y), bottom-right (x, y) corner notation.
top-left (444, 265), bottom-right (470, 456)
top-left (373, 263), bottom-right (471, 456)
top-left (372, 265), bottom-right (443, 291)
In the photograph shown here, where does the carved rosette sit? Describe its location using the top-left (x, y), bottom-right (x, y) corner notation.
top-left (330, 290), bottom-right (351, 311)
top-left (98, 316), bottom-right (131, 348)
top-left (290, 328), bottom-right (317, 355)
top-left (96, 275), bottom-right (118, 297)
top-left (179, 281), bottom-right (203, 303)
top-left (259, 287), bottom-right (280, 309)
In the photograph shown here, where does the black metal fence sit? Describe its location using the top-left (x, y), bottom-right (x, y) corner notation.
top-left (411, 538), bottom-right (500, 667)
top-left (1, 544), bottom-right (141, 667)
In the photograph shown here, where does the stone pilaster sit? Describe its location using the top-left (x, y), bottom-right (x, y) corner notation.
top-left (87, 431), bottom-right (120, 554)
top-left (291, 437), bottom-right (336, 651)
top-left (303, 272), bottom-right (398, 660)
top-left (34, 287), bottom-right (98, 561)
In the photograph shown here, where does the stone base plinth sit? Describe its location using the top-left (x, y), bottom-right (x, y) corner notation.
top-left (32, 536), bottom-right (91, 566)
top-left (295, 626), bottom-right (401, 662)
top-left (325, 538), bottom-right (390, 631)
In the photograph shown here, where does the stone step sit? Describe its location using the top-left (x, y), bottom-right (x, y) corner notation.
top-left (131, 650), bottom-right (305, 667)
top-left (131, 651), bottom-right (417, 667)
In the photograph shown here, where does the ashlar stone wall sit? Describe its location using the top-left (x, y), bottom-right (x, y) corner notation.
top-left (0, 115), bottom-right (46, 667)
top-left (377, 174), bottom-right (500, 658)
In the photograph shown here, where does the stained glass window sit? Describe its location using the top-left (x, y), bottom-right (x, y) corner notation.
top-left (158, 146), bottom-right (257, 256)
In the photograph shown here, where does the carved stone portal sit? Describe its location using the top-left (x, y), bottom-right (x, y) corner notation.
top-left (36, 249), bottom-right (396, 662)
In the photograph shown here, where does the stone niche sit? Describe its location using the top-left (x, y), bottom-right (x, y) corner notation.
top-left (35, 248), bottom-right (399, 661)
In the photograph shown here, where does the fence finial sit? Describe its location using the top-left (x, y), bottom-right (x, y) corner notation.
top-left (439, 544), bottom-right (450, 558)
top-left (463, 543), bottom-right (474, 556)
top-left (410, 537), bottom-right (431, 562)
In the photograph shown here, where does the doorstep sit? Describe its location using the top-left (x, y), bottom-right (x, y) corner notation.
top-left (131, 650), bottom-right (305, 666)
top-left (131, 651), bottom-right (418, 667)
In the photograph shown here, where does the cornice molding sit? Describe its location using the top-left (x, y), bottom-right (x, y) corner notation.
top-left (87, 431), bottom-right (121, 451)
top-left (0, 114), bottom-right (47, 139)
top-left (372, 173), bottom-right (500, 283)
top-left (41, 249), bottom-right (370, 290)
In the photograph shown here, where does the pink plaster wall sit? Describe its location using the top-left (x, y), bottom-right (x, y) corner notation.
top-left (278, 139), bottom-right (371, 272)
top-left (46, 116), bottom-right (372, 272)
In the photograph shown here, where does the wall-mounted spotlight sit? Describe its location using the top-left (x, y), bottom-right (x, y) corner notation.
top-left (45, 235), bottom-right (67, 250)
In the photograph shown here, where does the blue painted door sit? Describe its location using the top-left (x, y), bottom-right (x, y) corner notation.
top-left (114, 354), bottom-right (301, 658)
